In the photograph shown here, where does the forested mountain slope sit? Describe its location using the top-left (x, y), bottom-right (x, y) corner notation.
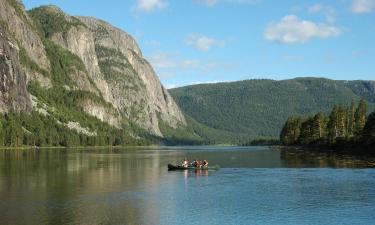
top-left (170, 78), bottom-right (375, 144)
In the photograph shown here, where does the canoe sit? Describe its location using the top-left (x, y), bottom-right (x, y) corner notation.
top-left (167, 164), bottom-right (219, 171)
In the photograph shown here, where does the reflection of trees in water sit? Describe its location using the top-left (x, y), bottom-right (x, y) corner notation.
top-left (0, 148), bottom-right (179, 225)
top-left (280, 148), bottom-right (375, 168)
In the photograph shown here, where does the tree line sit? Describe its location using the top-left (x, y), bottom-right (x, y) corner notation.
top-left (0, 112), bottom-right (149, 148)
top-left (280, 99), bottom-right (375, 152)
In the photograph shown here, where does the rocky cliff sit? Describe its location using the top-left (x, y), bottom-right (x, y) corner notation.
top-left (0, 0), bottom-right (186, 138)
top-left (0, 25), bottom-right (31, 113)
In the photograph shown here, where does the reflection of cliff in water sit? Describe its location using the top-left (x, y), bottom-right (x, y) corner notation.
top-left (279, 147), bottom-right (375, 168)
top-left (0, 148), bottom-right (182, 225)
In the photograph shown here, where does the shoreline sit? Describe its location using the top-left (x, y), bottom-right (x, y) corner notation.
top-left (278, 145), bottom-right (375, 157)
top-left (0, 144), bottom-right (240, 151)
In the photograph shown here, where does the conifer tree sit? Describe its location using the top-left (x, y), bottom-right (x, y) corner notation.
top-left (347, 101), bottom-right (356, 137)
top-left (299, 117), bottom-right (315, 145)
top-left (337, 106), bottom-right (348, 138)
top-left (311, 112), bottom-right (327, 141)
top-left (362, 111), bottom-right (375, 146)
top-left (354, 98), bottom-right (367, 136)
top-left (327, 106), bottom-right (340, 143)
top-left (280, 117), bottom-right (302, 145)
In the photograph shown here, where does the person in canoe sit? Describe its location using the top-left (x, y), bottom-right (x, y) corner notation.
top-left (192, 159), bottom-right (201, 168)
top-left (182, 158), bottom-right (189, 168)
top-left (202, 160), bottom-right (208, 167)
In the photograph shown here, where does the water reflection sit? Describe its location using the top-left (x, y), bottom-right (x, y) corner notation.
top-left (279, 147), bottom-right (375, 168)
top-left (0, 146), bottom-right (374, 225)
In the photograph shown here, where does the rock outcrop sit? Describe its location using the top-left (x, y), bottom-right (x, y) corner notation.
top-left (0, 0), bottom-right (49, 70)
top-left (40, 8), bottom-right (186, 136)
top-left (0, 25), bottom-right (31, 112)
top-left (0, 1), bottom-right (186, 137)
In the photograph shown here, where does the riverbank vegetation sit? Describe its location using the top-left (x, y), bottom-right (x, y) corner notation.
top-left (280, 99), bottom-right (375, 153)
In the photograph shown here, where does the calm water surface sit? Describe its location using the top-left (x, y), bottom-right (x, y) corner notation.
top-left (0, 146), bottom-right (375, 225)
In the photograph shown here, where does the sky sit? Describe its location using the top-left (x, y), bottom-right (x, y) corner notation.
top-left (23, 0), bottom-right (375, 88)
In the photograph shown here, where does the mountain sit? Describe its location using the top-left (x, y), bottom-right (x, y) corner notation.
top-left (170, 78), bottom-right (375, 144)
top-left (0, 0), bottom-right (191, 146)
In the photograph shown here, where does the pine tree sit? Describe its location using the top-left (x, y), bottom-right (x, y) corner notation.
top-left (4, 113), bottom-right (23, 147)
top-left (311, 112), bottom-right (327, 141)
top-left (337, 106), bottom-right (348, 138)
top-left (362, 111), bottom-right (375, 146)
top-left (299, 117), bottom-right (315, 145)
top-left (327, 106), bottom-right (339, 143)
top-left (347, 101), bottom-right (356, 137)
top-left (280, 117), bottom-right (303, 145)
top-left (354, 98), bottom-right (367, 136)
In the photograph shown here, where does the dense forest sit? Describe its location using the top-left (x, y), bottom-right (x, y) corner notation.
top-left (0, 111), bottom-right (150, 148)
top-left (170, 78), bottom-right (375, 144)
top-left (280, 99), bottom-right (375, 152)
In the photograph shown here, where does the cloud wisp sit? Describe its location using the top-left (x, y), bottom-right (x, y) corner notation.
top-left (350, 0), bottom-right (375, 13)
top-left (264, 15), bottom-right (341, 44)
top-left (308, 4), bottom-right (336, 24)
top-left (147, 52), bottom-right (226, 72)
top-left (135, 0), bottom-right (167, 12)
top-left (186, 34), bottom-right (225, 52)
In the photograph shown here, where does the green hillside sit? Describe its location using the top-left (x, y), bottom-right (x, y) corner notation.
top-left (170, 78), bottom-right (375, 144)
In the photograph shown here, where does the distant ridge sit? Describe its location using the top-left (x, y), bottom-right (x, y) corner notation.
top-left (170, 77), bottom-right (375, 144)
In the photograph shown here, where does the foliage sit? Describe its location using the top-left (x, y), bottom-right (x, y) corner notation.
top-left (242, 138), bottom-right (280, 146)
top-left (158, 119), bottom-right (204, 145)
top-left (18, 45), bottom-right (49, 76)
top-left (280, 117), bottom-right (303, 145)
top-left (185, 115), bottom-right (249, 145)
top-left (43, 39), bottom-right (86, 86)
top-left (95, 45), bottom-right (143, 90)
top-left (6, 0), bottom-right (36, 31)
top-left (354, 98), bottom-right (367, 135)
top-left (170, 78), bottom-right (375, 144)
top-left (0, 111), bottom-right (148, 148)
top-left (362, 112), bottom-right (375, 146)
top-left (28, 6), bottom-right (85, 38)
top-left (280, 99), bottom-right (375, 152)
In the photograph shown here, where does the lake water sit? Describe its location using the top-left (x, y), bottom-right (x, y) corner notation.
top-left (0, 146), bottom-right (375, 225)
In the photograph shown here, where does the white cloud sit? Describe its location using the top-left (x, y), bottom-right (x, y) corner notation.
top-left (186, 34), bottom-right (225, 52)
top-left (148, 52), bottom-right (222, 72)
top-left (135, 0), bottom-right (167, 12)
top-left (196, 0), bottom-right (261, 7)
top-left (146, 51), bottom-right (234, 82)
top-left (264, 15), bottom-right (341, 44)
top-left (350, 0), bottom-right (375, 13)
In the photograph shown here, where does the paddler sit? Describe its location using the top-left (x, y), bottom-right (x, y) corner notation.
top-left (182, 158), bottom-right (189, 168)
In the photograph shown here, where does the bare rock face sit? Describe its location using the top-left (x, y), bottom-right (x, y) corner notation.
top-left (47, 12), bottom-right (186, 136)
top-left (0, 2), bottom-right (186, 137)
top-left (0, 26), bottom-right (31, 112)
top-left (0, 0), bottom-right (50, 70)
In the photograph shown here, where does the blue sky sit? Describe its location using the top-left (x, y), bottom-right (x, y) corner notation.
top-left (24, 0), bottom-right (375, 88)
